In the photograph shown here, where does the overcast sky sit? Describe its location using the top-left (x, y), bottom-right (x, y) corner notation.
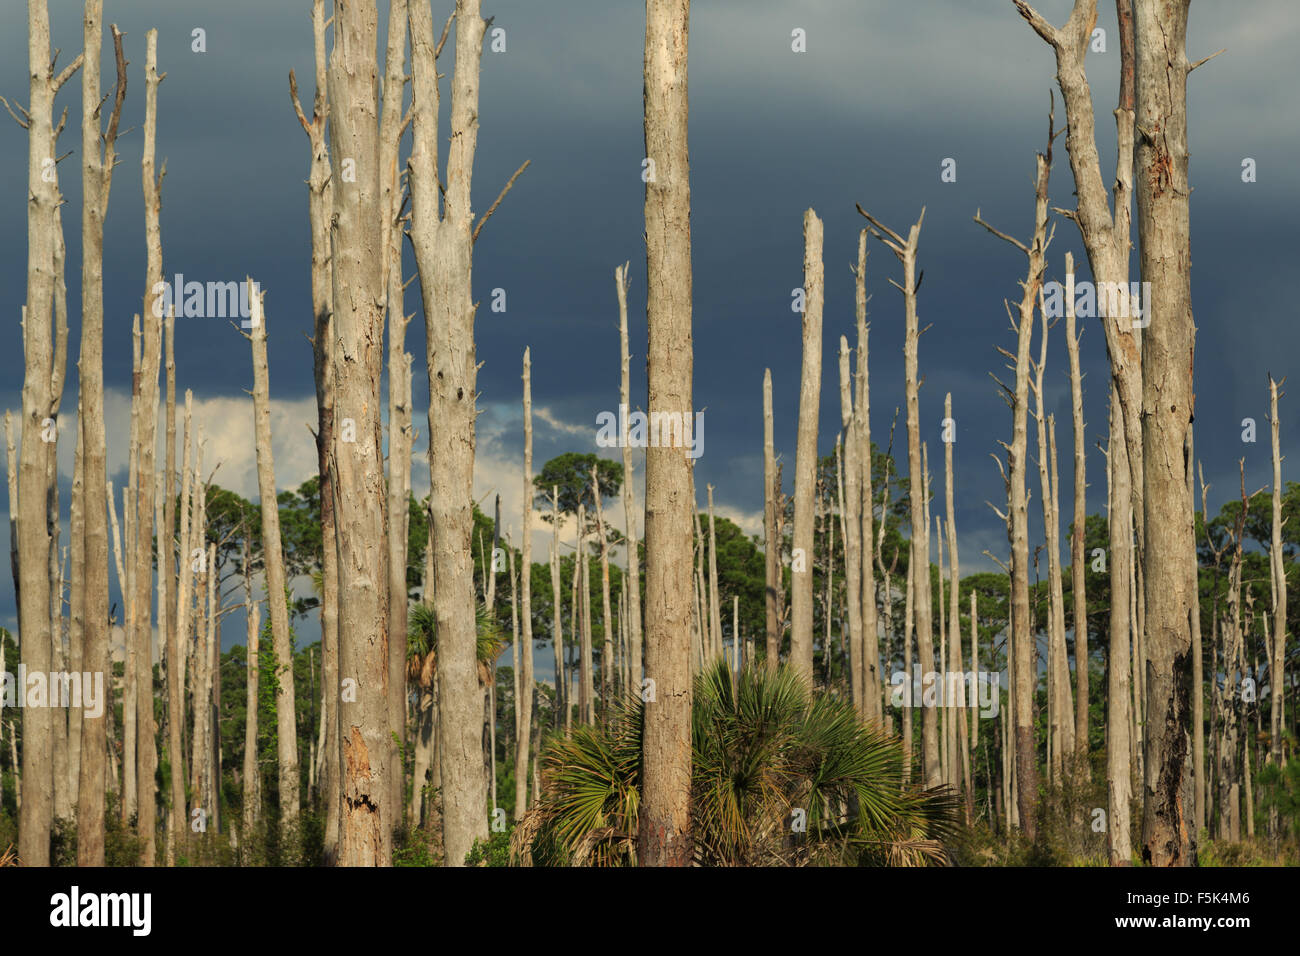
top-left (1, 1), bottom-right (1296, 659)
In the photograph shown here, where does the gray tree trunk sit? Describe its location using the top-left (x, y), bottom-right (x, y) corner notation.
top-left (616, 265), bottom-right (644, 693)
top-left (515, 350), bottom-right (534, 815)
top-left (790, 209), bottom-right (824, 685)
top-left (75, 9), bottom-right (123, 867)
top-left (763, 369), bottom-right (780, 669)
top-left (638, 0), bottom-right (695, 867)
top-left (1133, 0), bottom-right (1196, 867)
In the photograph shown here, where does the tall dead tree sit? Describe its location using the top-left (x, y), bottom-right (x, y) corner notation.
top-left (1268, 376), bottom-right (1287, 767)
top-left (839, 337), bottom-right (864, 714)
top-left (75, 8), bottom-right (125, 867)
top-left (858, 205), bottom-right (937, 787)
top-left (325, 0), bottom-right (407, 866)
top-left (515, 350), bottom-right (535, 815)
top-left (1133, 0), bottom-right (1201, 867)
top-left (790, 209), bottom-right (824, 685)
top-left (246, 285), bottom-right (301, 840)
top-left (242, 534), bottom-right (261, 839)
top-left (972, 105), bottom-right (1053, 836)
top-left (289, 0), bottom-right (339, 860)
top-left (616, 263), bottom-right (644, 693)
top-left (1013, 0), bottom-right (1142, 858)
top-left (133, 29), bottom-right (167, 866)
top-left (1064, 252), bottom-right (1090, 775)
top-left (763, 369), bottom-right (780, 669)
top-left (14, 0), bottom-right (81, 868)
top-left (944, 393), bottom-right (968, 798)
top-left (550, 487), bottom-right (564, 729)
top-left (408, 0), bottom-right (499, 866)
top-left (853, 236), bottom-right (880, 726)
top-left (638, 0), bottom-right (694, 867)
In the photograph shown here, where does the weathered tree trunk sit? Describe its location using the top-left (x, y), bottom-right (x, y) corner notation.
top-left (247, 286), bottom-right (301, 842)
top-left (944, 393), bottom-right (968, 802)
top-left (1268, 376), bottom-right (1286, 766)
top-left (1032, 316), bottom-right (1074, 776)
top-left (515, 350), bottom-right (534, 816)
top-left (903, 551), bottom-right (915, 784)
top-left (638, 0), bottom-right (694, 867)
top-left (1133, 0), bottom-right (1196, 867)
top-left (1065, 252), bottom-right (1090, 777)
top-left (971, 116), bottom-right (1052, 834)
top-left (290, 0), bottom-right (340, 861)
top-left (327, 0), bottom-right (405, 867)
top-left (595, 467), bottom-right (614, 719)
top-left (790, 209), bottom-right (824, 685)
top-left (706, 485), bottom-right (722, 666)
top-left (550, 488), bottom-right (564, 729)
top-left (133, 30), bottom-right (167, 865)
top-left (409, 0), bottom-right (490, 867)
top-left (18, 0), bottom-right (82, 867)
top-left (860, 205), bottom-right (937, 788)
top-left (76, 8), bottom-right (123, 867)
top-left (854, 239), bottom-right (880, 725)
top-left (616, 265), bottom-right (644, 693)
top-left (242, 536), bottom-right (261, 840)
top-left (1108, 393), bottom-right (1134, 862)
top-left (839, 337), bottom-right (864, 714)
top-left (763, 369), bottom-right (780, 669)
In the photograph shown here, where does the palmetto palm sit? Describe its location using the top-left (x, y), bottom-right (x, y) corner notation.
top-left (514, 660), bottom-right (961, 866)
top-left (407, 601), bottom-right (504, 689)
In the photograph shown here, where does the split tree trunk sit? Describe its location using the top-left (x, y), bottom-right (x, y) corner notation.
top-left (616, 264), bottom-right (644, 692)
top-left (409, 0), bottom-right (489, 867)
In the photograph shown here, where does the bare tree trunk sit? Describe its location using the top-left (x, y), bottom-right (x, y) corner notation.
top-left (575, 504), bottom-right (593, 723)
top-left (550, 488), bottom-right (564, 729)
top-left (327, 0), bottom-right (406, 867)
top-left (1268, 377), bottom-right (1286, 767)
top-left (75, 10), bottom-right (124, 866)
top-left (763, 369), bottom-right (780, 669)
top-left (18, 0), bottom-right (82, 867)
top-left (944, 393), bottom-right (968, 802)
top-left (616, 264), bottom-right (643, 693)
top-left (902, 553), bottom-right (915, 784)
top-left (971, 113), bottom-right (1052, 835)
top-left (409, 0), bottom-right (490, 867)
top-left (290, 0), bottom-right (339, 862)
top-left (132, 30), bottom-right (168, 865)
top-left (638, 0), bottom-right (694, 867)
top-left (242, 536), bottom-right (261, 841)
top-left (1133, 0), bottom-right (1197, 867)
top-left (595, 468), bottom-right (614, 718)
top-left (854, 241), bottom-right (880, 724)
top-left (860, 205), bottom-right (937, 788)
top-left (1108, 395), bottom-right (1135, 862)
top-left (247, 286), bottom-right (301, 844)
top-left (839, 338), bottom-right (864, 714)
top-left (1065, 253), bottom-right (1090, 777)
top-left (170, 394), bottom-right (193, 857)
top-left (515, 350), bottom-right (535, 816)
top-left (791, 209), bottom-right (824, 685)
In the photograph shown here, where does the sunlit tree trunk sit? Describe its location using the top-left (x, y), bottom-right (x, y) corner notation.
top-left (515, 350), bottom-right (535, 815)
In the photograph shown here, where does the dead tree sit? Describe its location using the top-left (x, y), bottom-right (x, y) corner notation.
top-left (13, 0), bottom-right (82, 867)
top-left (858, 204), bottom-right (937, 788)
top-left (972, 104), bottom-right (1054, 837)
top-left (616, 263), bottom-right (644, 691)
top-left (288, 0), bottom-right (339, 860)
top-left (763, 369), bottom-right (780, 668)
top-left (638, 0), bottom-right (694, 867)
top-left (1268, 375), bottom-right (1287, 766)
top-left (1132, 0), bottom-right (1206, 866)
top-left (515, 350), bottom-right (535, 814)
top-left (790, 209), bottom-right (824, 685)
top-left (839, 337), bottom-right (864, 713)
top-left (1064, 252), bottom-right (1090, 776)
top-left (75, 10), bottom-right (125, 867)
top-left (246, 285), bottom-right (301, 840)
